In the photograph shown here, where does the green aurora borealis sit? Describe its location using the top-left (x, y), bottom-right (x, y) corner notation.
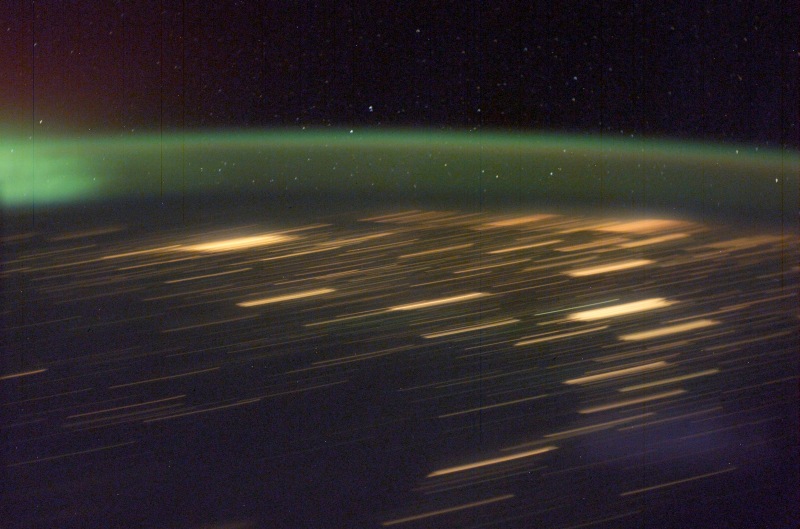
top-left (1, 130), bottom-right (797, 219)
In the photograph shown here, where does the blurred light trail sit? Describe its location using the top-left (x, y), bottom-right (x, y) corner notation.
top-left (260, 247), bottom-right (341, 261)
top-left (427, 446), bottom-right (558, 477)
top-left (108, 367), bottom-right (220, 389)
top-left (566, 259), bottom-right (654, 277)
top-left (454, 258), bottom-right (531, 274)
top-left (541, 414), bottom-right (655, 440)
top-left (484, 214), bottom-right (555, 227)
top-left (164, 268), bottom-right (251, 283)
top-left (381, 494), bottom-right (515, 526)
top-left (488, 240), bottom-right (562, 254)
top-left (619, 319), bottom-right (719, 341)
top-left (387, 292), bottom-right (489, 311)
top-left (162, 314), bottom-right (259, 332)
top-left (423, 319), bottom-right (519, 339)
top-left (8, 441), bottom-right (137, 467)
top-left (237, 288), bottom-right (336, 307)
top-left (617, 233), bottom-right (689, 248)
top-left (579, 389), bottom-right (687, 414)
top-left (596, 219), bottom-right (689, 233)
top-left (568, 298), bottom-right (674, 321)
top-left (66, 395), bottom-right (186, 418)
top-left (437, 393), bottom-right (549, 418)
top-left (181, 233), bottom-right (293, 252)
top-left (101, 245), bottom-right (182, 259)
top-left (620, 467), bottom-right (738, 496)
top-left (398, 243), bottom-right (473, 259)
top-left (564, 362), bottom-right (669, 385)
top-left (0, 368), bottom-right (47, 380)
top-left (534, 299), bottom-right (619, 316)
top-left (618, 369), bottom-right (720, 391)
top-left (142, 398), bottom-right (262, 423)
top-left (515, 326), bottom-right (608, 346)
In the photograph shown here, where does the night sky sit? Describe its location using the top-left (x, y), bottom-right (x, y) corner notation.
top-left (2, 1), bottom-right (798, 146)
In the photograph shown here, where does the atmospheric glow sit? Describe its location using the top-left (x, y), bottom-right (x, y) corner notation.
top-left (0, 143), bottom-right (99, 206)
top-left (2, 130), bottom-right (797, 211)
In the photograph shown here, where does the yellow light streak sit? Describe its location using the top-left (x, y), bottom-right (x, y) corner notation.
top-left (568, 298), bottom-right (674, 321)
top-left (438, 393), bottom-right (548, 418)
top-left (556, 237), bottom-right (627, 252)
top-left (618, 319), bottom-right (719, 341)
top-left (566, 259), bottom-right (654, 277)
top-left (142, 398), bottom-right (262, 423)
top-left (535, 299), bottom-right (619, 316)
top-left (260, 246), bottom-right (341, 261)
top-left (454, 258), bottom-right (530, 274)
top-left (564, 361), bottom-right (668, 385)
top-left (704, 235), bottom-right (782, 251)
top-left (423, 319), bottom-right (519, 339)
top-left (8, 441), bottom-right (137, 467)
top-left (66, 395), bottom-right (185, 418)
top-left (542, 414), bottom-right (654, 440)
top-left (427, 446), bottom-right (558, 477)
top-left (180, 233), bottom-right (293, 252)
top-left (101, 245), bottom-right (182, 259)
top-left (387, 292), bottom-right (489, 311)
top-left (360, 210), bottom-right (421, 222)
top-left (50, 226), bottom-right (124, 241)
top-left (0, 368), bottom-right (47, 380)
top-left (381, 494), bottom-right (515, 526)
top-left (109, 367), bottom-right (220, 389)
top-left (578, 389), bottom-right (686, 414)
top-left (514, 325), bottom-right (608, 346)
top-left (398, 243), bottom-right (473, 259)
top-left (237, 288), bottom-right (336, 307)
top-left (485, 214), bottom-right (555, 227)
top-left (619, 369), bottom-right (720, 391)
top-left (164, 267), bottom-right (251, 284)
top-left (595, 219), bottom-right (687, 233)
top-left (617, 233), bottom-right (689, 248)
top-left (162, 314), bottom-right (259, 332)
top-left (620, 467), bottom-right (737, 496)
top-left (488, 240), bottom-right (562, 254)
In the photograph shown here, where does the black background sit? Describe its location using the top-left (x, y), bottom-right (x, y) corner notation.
top-left (2, 1), bottom-right (798, 146)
